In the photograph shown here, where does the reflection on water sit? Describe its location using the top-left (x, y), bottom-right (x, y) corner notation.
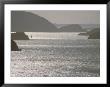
top-left (25, 32), bottom-right (88, 39)
top-left (11, 38), bottom-right (100, 77)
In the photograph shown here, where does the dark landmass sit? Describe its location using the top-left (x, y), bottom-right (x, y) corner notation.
top-left (55, 24), bottom-right (100, 31)
top-left (11, 11), bottom-right (58, 32)
top-left (80, 24), bottom-right (100, 31)
top-left (88, 28), bottom-right (100, 39)
top-left (79, 28), bottom-right (100, 39)
top-left (11, 32), bottom-right (29, 40)
top-left (59, 24), bottom-right (85, 32)
top-left (11, 40), bottom-right (20, 51)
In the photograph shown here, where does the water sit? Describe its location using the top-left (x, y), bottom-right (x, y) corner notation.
top-left (25, 32), bottom-right (88, 39)
top-left (11, 38), bottom-right (100, 77)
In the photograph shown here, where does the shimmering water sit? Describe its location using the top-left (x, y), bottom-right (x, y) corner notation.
top-left (25, 32), bottom-right (88, 39)
top-left (11, 39), bottom-right (100, 77)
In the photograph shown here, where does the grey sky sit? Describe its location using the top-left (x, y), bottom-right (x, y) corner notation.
top-left (27, 10), bottom-right (100, 24)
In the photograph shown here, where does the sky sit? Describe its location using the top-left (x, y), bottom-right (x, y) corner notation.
top-left (27, 10), bottom-right (100, 24)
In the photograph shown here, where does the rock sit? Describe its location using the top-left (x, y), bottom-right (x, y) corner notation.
top-left (88, 28), bottom-right (100, 39)
top-left (79, 28), bottom-right (100, 39)
top-left (11, 32), bottom-right (29, 40)
top-left (11, 40), bottom-right (20, 51)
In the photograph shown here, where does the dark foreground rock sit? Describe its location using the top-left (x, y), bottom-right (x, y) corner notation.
top-left (79, 28), bottom-right (100, 39)
top-left (88, 28), bottom-right (100, 39)
top-left (11, 40), bottom-right (20, 51)
top-left (11, 32), bottom-right (29, 40)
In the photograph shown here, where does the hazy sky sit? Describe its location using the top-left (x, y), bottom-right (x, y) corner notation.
top-left (27, 10), bottom-right (100, 24)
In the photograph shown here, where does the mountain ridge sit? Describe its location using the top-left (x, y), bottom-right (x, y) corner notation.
top-left (12, 11), bottom-right (86, 32)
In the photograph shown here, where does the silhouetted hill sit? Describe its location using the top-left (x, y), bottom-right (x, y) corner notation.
top-left (11, 32), bottom-right (29, 40)
top-left (80, 24), bottom-right (100, 31)
top-left (11, 40), bottom-right (20, 51)
top-left (11, 11), bottom-right (58, 32)
top-left (59, 24), bottom-right (85, 32)
top-left (79, 28), bottom-right (100, 39)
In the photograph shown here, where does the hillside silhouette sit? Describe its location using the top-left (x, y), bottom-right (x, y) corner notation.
top-left (59, 24), bottom-right (85, 32)
top-left (11, 11), bottom-right (58, 32)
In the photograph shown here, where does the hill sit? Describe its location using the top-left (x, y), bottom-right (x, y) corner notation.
top-left (11, 11), bottom-right (87, 32)
top-left (11, 11), bottom-right (58, 32)
top-left (59, 24), bottom-right (85, 32)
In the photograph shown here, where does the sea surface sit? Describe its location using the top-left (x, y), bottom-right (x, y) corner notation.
top-left (11, 33), bottom-right (100, 77)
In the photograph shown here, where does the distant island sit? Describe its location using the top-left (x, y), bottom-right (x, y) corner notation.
top-left (79, 28), bottom-right (100, 39)
top-left (59, 24), bottom-right (85, 32)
